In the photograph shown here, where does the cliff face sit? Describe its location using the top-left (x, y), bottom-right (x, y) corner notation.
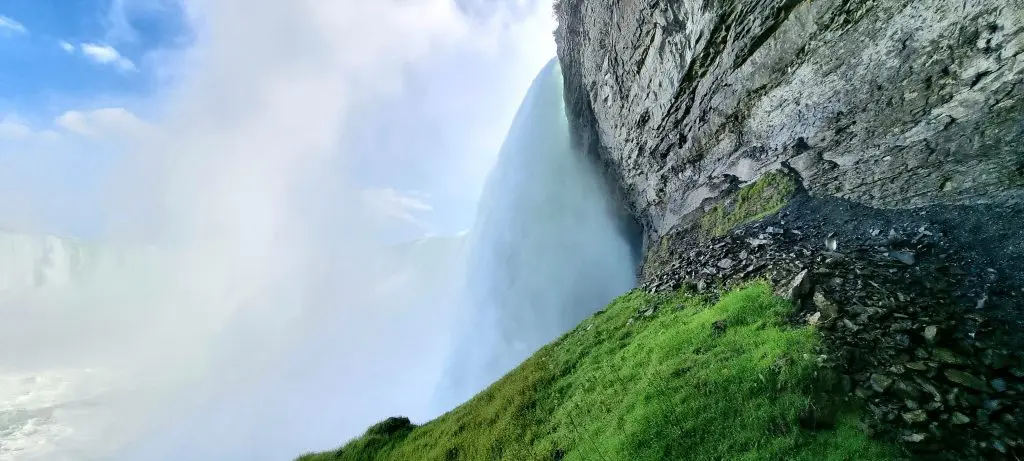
top-left (554, 0), bottom-right (1024, 239)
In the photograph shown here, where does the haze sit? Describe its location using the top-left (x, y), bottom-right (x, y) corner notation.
top-left (0, 0), bottom-right (556, 459)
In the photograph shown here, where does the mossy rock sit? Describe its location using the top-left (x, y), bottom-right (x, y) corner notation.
top-left (365, 417), bottom-right (416, 438)
top-left (699, 170), bottom-right (798, 238)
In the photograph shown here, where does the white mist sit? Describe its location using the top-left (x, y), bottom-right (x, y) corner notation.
top-left (435, 59), bottom-right (639, 411)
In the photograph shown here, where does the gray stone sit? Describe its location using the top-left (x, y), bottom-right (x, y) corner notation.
top-left (902, 433), bottom-right (927, 443)
top-left (888, 251), bottom-right (917, 266)
top-left (923, 326), bottom-right (938, 344)
top-left (746, 238), bottom-right (770, 247)
top-left (717, 258), bottom-right (736, 269)
top-left (951, 412), bottom-right (971, 425)
top-left (991, 378), bottom-right (1008, 393)
top-left (812, 292), bottom-right (839, 322)
top-left (777, 269), bottom-right (811, 302)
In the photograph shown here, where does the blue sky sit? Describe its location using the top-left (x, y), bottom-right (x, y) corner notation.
top-left (0, 0), bottom-right (554, 243)
top-left (0, 0), bottom-right (189, 120)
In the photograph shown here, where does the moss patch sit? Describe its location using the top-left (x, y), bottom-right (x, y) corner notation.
top-left (296, 283), bottom-right (898, 461)
top-left (700, 170), bottom-right (797, 238)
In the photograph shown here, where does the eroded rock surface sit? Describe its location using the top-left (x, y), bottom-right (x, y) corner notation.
top-left (555, 0), bottom-right (1024, 237)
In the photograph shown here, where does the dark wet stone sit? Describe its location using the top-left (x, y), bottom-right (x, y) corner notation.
top-left (905, 362), bottom-right (928, 371)
top-left (903, 410), bottom-right (928, 424)
top-left (932, 349), bottom-right (970, 366)
top-left (855, 386), bottom-right (875, 399)
top-left (870, 374), bottom-right (894, 393)
top-left (943, 369), bottom-right (992, 392)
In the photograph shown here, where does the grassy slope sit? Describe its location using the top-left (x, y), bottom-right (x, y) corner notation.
top-left (298, 284), bottom-right (898, 461)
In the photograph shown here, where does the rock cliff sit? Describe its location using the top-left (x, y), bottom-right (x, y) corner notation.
top-left (555, 0), bottom-right (1023, 239)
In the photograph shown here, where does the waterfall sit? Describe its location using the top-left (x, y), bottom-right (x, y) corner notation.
top-left (435, 58), bottom-right (640, 411)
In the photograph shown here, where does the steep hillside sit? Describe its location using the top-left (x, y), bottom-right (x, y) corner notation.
top-left (298, 283), bottom-right (898, 461)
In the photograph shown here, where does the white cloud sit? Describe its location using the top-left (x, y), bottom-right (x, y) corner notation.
top-left (0, 115), bottom-right (62, 142)
top-left (54, 108), bottom-right (150, 138)
top-left (0, 15), bottom-right (27, 34)
top-left (0, 109), bottom-right (147, 143)
top-left (361, 188), bottom-right (435, 228)
top-left (59, 41), bottom-right (75, 53)
top-left (0, 115), bottom-right (32, 139)
top-left (80, 43), bottom-right (136, 71)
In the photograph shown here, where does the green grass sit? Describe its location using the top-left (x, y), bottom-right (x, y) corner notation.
top-left (700, 170), bottom-right (797, 238)
top-left (298, 283), bottom-right (898, 461)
